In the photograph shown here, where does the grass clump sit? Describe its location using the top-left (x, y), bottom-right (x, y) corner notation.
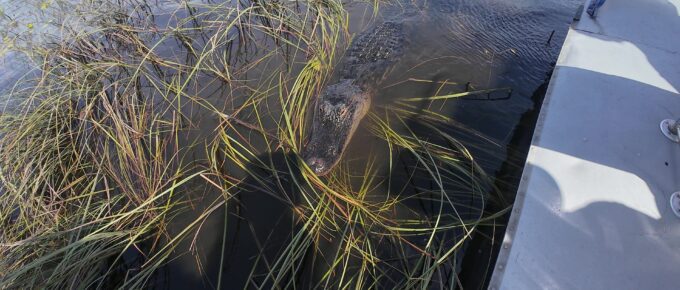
top-left (0, 0), bottom-right (508, 288)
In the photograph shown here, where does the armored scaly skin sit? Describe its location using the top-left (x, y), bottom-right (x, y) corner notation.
top-left (341, 21), bottom-right (405, 90)
top-left (302, 22), bottom-right (406, 175)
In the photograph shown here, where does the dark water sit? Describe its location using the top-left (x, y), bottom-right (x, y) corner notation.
top-left (162, 1), bottom-right (580, 288)
top-left (0, 0), bottom-right (580, 288)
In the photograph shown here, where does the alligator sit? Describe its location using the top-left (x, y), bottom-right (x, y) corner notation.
top-left (302, 21), bottom-right (406, 175)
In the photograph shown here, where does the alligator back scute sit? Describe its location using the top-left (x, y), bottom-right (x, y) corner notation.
top-left (340, 21), bottom-right (406, 89)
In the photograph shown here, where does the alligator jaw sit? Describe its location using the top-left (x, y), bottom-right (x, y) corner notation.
top-left (302, 80), bottom-right (371, 176)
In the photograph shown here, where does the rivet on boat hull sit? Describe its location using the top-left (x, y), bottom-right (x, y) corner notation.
top-left (660, 119), bottom-right (680, 143)
top-left (671, 192), bottom-right (680, 218)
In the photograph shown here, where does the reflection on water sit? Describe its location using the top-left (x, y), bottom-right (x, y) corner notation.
top-left (0, 0), bottom-right (579, 288)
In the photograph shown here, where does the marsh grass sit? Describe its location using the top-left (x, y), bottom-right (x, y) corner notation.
top-left (0, 0), bottom-right (509, 288)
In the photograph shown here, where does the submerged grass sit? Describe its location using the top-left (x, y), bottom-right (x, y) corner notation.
top-left (0, 0), bottom-right (509, 288)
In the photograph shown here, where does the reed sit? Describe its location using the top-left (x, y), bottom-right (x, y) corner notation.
top-left (0, 0), bottom-right (508, 288)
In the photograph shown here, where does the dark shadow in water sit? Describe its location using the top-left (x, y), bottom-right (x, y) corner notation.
top-left (383, 74), bottom-right (478, 288)
top-left (161, 151), bottom-right (305, 289)
top-left (458, 67), bottom-right (554, 290)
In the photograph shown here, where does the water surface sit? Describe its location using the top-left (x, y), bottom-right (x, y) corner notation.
top-left (0, 0), bottom-right (580, 288)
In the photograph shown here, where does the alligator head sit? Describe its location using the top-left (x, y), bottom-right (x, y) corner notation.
top-left (302, 79), bottom-right (371, 176)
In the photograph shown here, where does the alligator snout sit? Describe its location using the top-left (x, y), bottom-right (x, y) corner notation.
top-left (301, 80), bottom-right (370, 176)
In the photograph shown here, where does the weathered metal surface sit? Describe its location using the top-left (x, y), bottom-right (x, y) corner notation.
top-left (490, 0), bottom-right (680, 289)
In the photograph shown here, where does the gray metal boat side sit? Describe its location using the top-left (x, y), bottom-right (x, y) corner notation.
top-left (490, 0), bottom-right (680, 289)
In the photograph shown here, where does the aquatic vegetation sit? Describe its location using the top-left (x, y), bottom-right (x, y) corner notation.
top-left (0, 0), bottom-right (510, 288)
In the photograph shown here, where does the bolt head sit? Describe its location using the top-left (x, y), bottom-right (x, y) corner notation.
top-left (671, 192), bottom-right (680, 218)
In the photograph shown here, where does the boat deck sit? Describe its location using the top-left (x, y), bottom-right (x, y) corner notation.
top-left (489, 0), bottom-right (680, 289)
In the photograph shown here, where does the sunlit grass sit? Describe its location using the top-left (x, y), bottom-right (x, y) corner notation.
top-left (0, 0), bottom-right (509, 288)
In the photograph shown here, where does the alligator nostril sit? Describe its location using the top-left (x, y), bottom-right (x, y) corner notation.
top-left (305, 157), bottom-right (326, 174)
